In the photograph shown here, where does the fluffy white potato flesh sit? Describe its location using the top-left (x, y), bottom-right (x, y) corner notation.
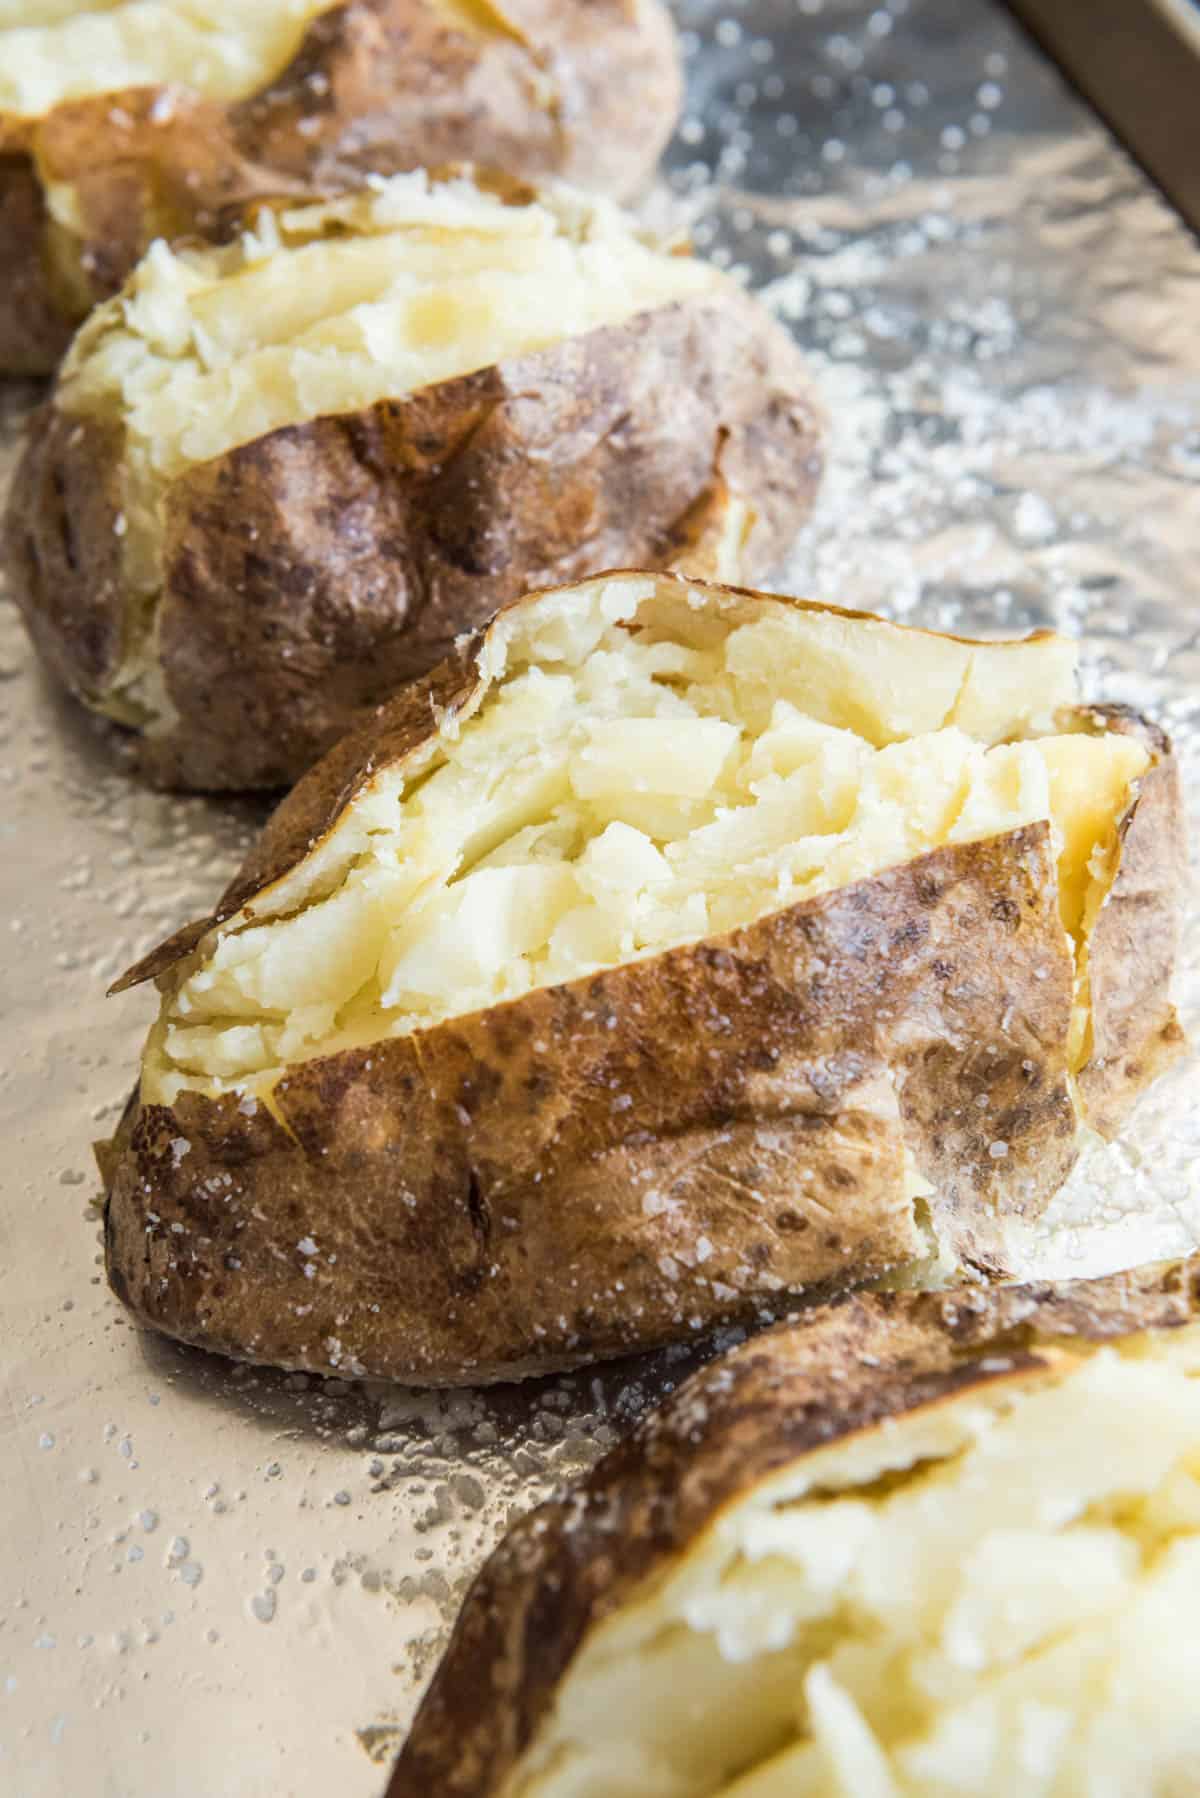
top-left (0, 1), bottom-right (340, 117)
top-left (510, 1325), bottom-right (1200, 1798)
top-left (144, 576), bottom-right (1151, 1103)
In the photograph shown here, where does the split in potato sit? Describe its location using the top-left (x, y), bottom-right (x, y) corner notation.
top-left (152, 580), bottom-right (1137, 1094)
top-left (387, 1261), bottom-right (1200, 1797)
top-left (0, 1), bottom-right (337, 114)
top-left (7, 173), bottom-right (823, 788)
top-left (100, 574), bottom-right (1186, 1385)
top-left (0, 0), bottom-right (683, 372)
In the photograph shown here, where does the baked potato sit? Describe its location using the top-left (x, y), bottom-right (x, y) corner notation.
top-left (0, 0), bottom-right (683, 374)
top-left (100, 571), bottom-right (1187, 1384)
top-left (5, 169), bottom-right (824, 790)
top-left (386, 1258), bottom-right (1200, 1798)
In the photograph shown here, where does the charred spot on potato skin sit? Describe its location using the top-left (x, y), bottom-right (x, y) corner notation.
top-left (522, 1069), bottom-right (554, 1104)
top-left (775, 1210), bottom-right (810, 1233)
top-left (465, 1169), bottom-right (491, 1249)
top-left (482, 1009), bottom-right (530, 1059)
top-left (824, 1164), bottom-right (859, 1192)
top-left (457, 1065), bottom-right (504, 1111)
top-left (990, 896), bottom-right (1020, 928)
top-left (699, 946), bottom-right (737, 974)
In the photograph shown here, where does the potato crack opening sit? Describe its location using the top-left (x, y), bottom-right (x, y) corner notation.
top-left (54, 172), bottom-right (722, 729)
top-left (0, 1), bottom-right (342, 116)
top-left (141, 581), bottom-right (1148, 1103)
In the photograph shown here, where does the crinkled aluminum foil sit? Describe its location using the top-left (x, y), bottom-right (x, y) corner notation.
top-left (1, 2), bottom-right (1197, 1792)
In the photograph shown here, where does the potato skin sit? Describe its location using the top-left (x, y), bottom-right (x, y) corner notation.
top-left (0, 155), bottom-right (77, 376)
top-left (6, 292), bottom-right (825, 790)
top-left (1074, 705), bottom-right (1188, 1131)
top-left (0, 0), bottom-right (683, 372)
top-left (384, 1259), bottom-right (1200, 1798)
top-left (3, 406), bottom-right (130, 706)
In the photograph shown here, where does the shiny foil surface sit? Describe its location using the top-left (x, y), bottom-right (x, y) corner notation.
top-left (1, 2), bottom-right (1197, 1792)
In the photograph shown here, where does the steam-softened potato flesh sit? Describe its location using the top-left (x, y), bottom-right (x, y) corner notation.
top-left (0, 0), bottom-right (340, 116)
top-left (513, 1328), bottom-right (1200, 1798)
top-left (61, 176), bottom-right (719, 482)
top-left (144, 581), bottom-right (1149, 1103)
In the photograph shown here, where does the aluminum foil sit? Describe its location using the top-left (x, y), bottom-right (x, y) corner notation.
top-left (1, 1), bottom-right (1197, 1791)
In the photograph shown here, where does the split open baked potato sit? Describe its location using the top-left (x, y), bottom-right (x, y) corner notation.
top-left (5, 170), bottom-right (823, 789)
top-left (386, 1258), bottom-right (1200, 1798)
top-left (100, 572), bottom-right (1186, 1384)
top-left (0, 0), bottom-right (683, 374)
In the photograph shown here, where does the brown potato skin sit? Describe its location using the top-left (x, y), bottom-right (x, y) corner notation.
top-left (4, 406), bottom-right (129, 705)
top-left (1074, 705), bottom-right (1188, 1132)
top-left (0, 156), bottom-right (77, 376)
top-left (0, 0), bottom-right (683, 373)
top-left (6, 293), bottom-right (825, 790)
top-left (99, 583), bottom-right (1186, 1386)
top-left (384, 1259), bottom-right (1200, 1798)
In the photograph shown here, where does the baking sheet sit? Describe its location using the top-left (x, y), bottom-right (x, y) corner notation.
top-left (1, 1), bottom-right (1198, 1792)
top-left (1008, 0), bottom-right (1200, 232)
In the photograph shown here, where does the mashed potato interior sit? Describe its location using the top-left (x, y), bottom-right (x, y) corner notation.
top-left (62, 174), bottom-right (718, 484)
top-left (502, 1324), bottom-right (1200, 1798)
top-left (0, 0), bottom-right (340, 117)
top-left (145, 578), bottom-right (1148, 1102)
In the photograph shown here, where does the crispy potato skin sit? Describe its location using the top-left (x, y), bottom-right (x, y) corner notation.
top-left (4, 405), bottom-right (129, 702)
top-left (6, 293), bottom-right (825, 789)
top-left (384, 1260), bottom-right (1200, 1798)
top-left (99, 585), bottom-right (1186, 1386)
top-left (0, 156), bottom-right (77, 376)
top-left (0, 0), bottom-right (682, 373)
top-left (1075, 705), bottom-right (1188, 1131)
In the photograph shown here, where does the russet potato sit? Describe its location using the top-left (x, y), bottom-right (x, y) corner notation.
top-left (100, 573), bottom-right (1186, 1385)
top-left (6, 172), bottom-right (824, 788)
